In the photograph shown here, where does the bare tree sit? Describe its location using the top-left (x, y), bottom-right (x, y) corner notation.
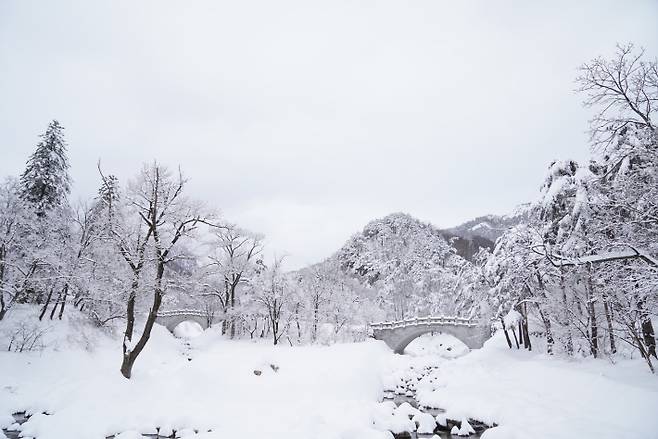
top-left (205, 225), bottom-right (263, 337)
top-left (102, 163), bottom-right (215, 379)
top-left (577, 43), bottom-right (657, 152)
top-left (255, 256), bottom-right (290, 345)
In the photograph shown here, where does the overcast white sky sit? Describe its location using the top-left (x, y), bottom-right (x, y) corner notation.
top-left (1, 1), bottom-right (656, 268)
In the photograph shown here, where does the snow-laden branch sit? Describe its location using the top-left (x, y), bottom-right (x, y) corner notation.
top-left (532, 245), bottom-right (658, 268)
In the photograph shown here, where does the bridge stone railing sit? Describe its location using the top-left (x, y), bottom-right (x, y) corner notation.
top-left (370, 315), bottom-right (477, 330)
top-left (156, 309), bottom-right (207, 318)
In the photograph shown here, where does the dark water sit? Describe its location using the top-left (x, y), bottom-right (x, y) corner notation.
top-left (3, 412), bottom-right (29, 439)
top-left (2, 414), bottom-right (198, 439)
top-left (382, 366), bottom-right (493, 439)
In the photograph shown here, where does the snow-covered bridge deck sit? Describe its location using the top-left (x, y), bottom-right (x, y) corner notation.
top-left (155, 309), bottom-right (215, 332)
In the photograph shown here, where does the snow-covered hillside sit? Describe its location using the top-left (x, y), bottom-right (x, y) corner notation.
top-left (300, 213), bottom-right (483, 320)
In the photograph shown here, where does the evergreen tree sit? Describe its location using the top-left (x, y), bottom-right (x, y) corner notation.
top-left (93, 173), bottom-right (120, 225)
top-left (19, 120), bottom-right (72, 214)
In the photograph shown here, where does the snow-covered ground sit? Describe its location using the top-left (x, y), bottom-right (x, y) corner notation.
top-left (0, 307), bottom-right (392, 439)
top-left (1, 306), bottom-right (658, 439)
top-left (382, 334), bottom-right (658, 439)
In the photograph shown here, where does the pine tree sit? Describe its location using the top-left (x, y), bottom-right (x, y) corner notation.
top-left (19, 120), bottom-right (72, 214)
top-left (94, 174), bottom-right (120, 225)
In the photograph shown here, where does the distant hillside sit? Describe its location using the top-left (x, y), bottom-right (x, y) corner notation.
top-left (439, 210), bottom-right (528, 260)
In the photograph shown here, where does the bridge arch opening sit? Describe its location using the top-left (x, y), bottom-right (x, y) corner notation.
top-left (172, 320), bottom-right (204, 339)
top-left (403, 332), bottom-right (469, 357)
top-left (155, 311), bottom-right (212, 334)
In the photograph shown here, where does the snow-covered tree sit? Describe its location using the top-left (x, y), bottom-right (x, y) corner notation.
top-left (204, 224), bottom-right (263, 337)
top-left (19, 120), bottom-right (71, 215)
top-left (254, 256), bottom-right (291, 345)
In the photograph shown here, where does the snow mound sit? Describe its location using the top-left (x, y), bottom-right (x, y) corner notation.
top-left (412, 412), bottom-right (436, 433)
top-left (173, 321), bottom-right (204, 339)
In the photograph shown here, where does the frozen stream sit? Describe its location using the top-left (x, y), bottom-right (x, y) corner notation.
top-left (381, 362), bottom-right (492, 438)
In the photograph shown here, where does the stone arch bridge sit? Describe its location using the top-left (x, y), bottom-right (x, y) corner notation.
top-left (370, 316), bottom-right (490, 354)
top-left (155, 309), bottom-right (217, 333)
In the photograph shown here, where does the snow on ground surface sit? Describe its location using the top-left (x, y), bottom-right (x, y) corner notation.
top-left (383, 333), bottom-right (658, 439)
top-left (0, 307), bottom-right (393, 439)
top-left (1, 306), bottom-right (658, 439)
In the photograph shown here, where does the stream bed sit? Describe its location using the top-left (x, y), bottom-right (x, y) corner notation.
top-left (381, 363), bottom-right (493, 438)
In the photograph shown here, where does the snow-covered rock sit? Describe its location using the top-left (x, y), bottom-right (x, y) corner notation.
top-left (458, 418), bottom-right (475, 436)
top-left (395, 402), bottom-right (420, 419)
top-left (412, 412), bottom-right (436, 434)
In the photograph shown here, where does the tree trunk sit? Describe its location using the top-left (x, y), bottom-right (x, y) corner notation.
top-left (57, 284), bottom-right (68, 320)
top-left (121, 265), bottom-right (164, 379)
top-left (603, 297), bottom-right (616, 354)
top-left (229, 283), bottom-right (236, 339)
top-left (537, 306), bottom-right (553, 354)
top-left (312, 299), bottom-right (319, 343)
top-left (272, 318), bottom-right (278, 345)
top-left (560, 269), bottom-right (574, 355)
top-left (631, 327), bottom-right (655, 374)
top-left (642, 318), bottom-right (657, 359)
top-left (511, 326), bottom-right (520, 349)
top-left (518, 320), bottom-right (525, 348)
top-left (522, 303), bottom-right (532, 351)
top-left (500, 317), bottom-right (512, 349)
top-left (586, 268), bottom-right (599, 358)
top-left (49, 291), bottom-right (62, 320)
top-left (39, 286), bottom-right (55, 321)
top-left (120, 277), bottom-right (138, 378)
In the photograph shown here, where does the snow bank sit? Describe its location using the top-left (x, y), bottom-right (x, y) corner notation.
top-left (411, 333), bottom-right (658, 439)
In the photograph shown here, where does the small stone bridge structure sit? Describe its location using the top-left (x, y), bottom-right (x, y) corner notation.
top-left (370, 316), bottom-right (490, 354)
top-left (156, 309), bottom-right (216, 333)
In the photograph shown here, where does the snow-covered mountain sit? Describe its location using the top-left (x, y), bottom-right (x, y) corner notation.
top-left (295, 212), bottom-right (485, 319)
top-left (334, 212), bottom-right (464, 285)
top-left (295, 211), bottom-right (524, 319)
